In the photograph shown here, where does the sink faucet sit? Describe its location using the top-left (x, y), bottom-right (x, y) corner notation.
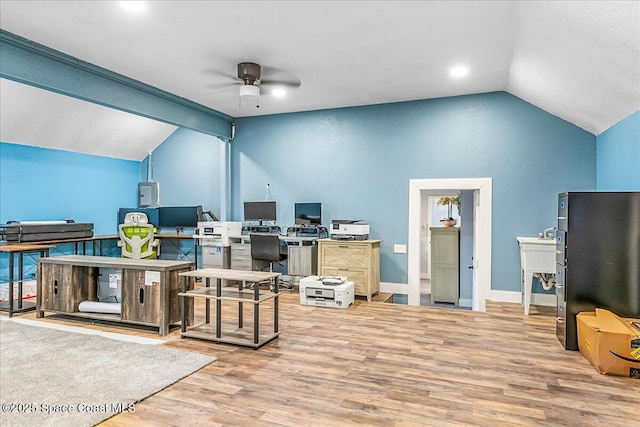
top-left (543, 227), bottom-right (556, 239)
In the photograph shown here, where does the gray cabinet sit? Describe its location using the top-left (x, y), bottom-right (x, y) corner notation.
top-left (288, 245), bottom-right (317, 276)
top-left (430, 227), bottom-right (459, 304)
top-left (230, 242), bottom-right (267, 271)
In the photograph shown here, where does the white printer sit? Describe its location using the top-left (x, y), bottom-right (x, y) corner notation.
top-left (299, 275), bottom-right (354, 308)
top-left (194, 221), bottom-right (242, 246)
top-left (330, 220), bottom-right (369, 240)
top-left (195, 221), bottom-right (242, 269)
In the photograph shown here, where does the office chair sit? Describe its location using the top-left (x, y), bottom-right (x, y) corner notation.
top-left (249, 233), bottom-right (293, 290)
top-left (118, 212), bottom-right (160, 259)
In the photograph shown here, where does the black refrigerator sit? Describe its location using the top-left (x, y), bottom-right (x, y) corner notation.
top-left (556, 192), bottom-right (640, 350)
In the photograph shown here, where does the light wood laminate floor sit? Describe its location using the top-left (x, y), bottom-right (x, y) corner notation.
top-left (12, 293), bottom-right (640, 426)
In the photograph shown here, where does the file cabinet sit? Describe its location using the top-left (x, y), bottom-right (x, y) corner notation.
top-left (317, 239), bottom-right (381, 302)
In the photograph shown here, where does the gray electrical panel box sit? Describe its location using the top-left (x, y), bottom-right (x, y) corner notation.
top-left (138, 182), bottom-right (159, 208)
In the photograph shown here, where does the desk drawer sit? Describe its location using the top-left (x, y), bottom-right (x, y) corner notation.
top-left (320, 244), bottom-right (368, 268)
top-left (231, 256), bottom-right (252, 270)
top-left (231, 243), bottom-right (251, 256)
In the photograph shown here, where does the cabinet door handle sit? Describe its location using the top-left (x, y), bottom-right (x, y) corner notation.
top-left (53, 279), bottom-right (58, 295)
top-left (139, 287), bottom-right (145, 304)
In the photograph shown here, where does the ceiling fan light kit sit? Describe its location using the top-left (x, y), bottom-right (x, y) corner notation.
top-left (238, 62), bottom-right (261, 108)
top-left (239, 84), bottom-right (259, 107)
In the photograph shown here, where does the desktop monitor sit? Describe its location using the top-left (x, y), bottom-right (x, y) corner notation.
top-left (244, 201), bottom-right (276, 224)
top-left (294, 203), bottom-right (322, 225)
top-left (157, 206), bottom-right (203, 228)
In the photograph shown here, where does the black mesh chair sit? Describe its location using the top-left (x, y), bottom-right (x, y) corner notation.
top-left (250, 234), bottom-right (292, 290)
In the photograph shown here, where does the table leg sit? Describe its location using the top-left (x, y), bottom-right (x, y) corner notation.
top-left (159, 271), bottom-right (169, 336)
top-left (238, 280), bottom-right (244, 329)
top-left (254, 278), bottom-right (260, 344)
top-left (205, 278), bottom-right (211, 324)
top-left (215, 277), bottom-right (222, 339)
top-left (274, 276), bottom-right (279, 334)
top-left (181, 276), bottom-right (187, 334)
top-left (8, 253), bottom-right (14, 318)
top-left (17, 252), bottom-right (24, 310)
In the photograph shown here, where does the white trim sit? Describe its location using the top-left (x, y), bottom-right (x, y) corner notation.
top-left (380, 281), bottom-right (407, 294)
top-left (490, 290), bottom-right (522, 304)
top-left (409, 178), bottom-right (492, 311)
top-left (490, 290), bottom-right (556, 307)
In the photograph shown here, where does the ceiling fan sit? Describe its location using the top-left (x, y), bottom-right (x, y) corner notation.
top-left (209, 62), bottom-right (301, 108)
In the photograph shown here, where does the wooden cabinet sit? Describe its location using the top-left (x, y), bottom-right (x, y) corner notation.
top-left (40, 264), bottom-right (93, 313)
top-left (287, 245), bottom-right (317, 276)
top-left (37, 255), bottom-right (194, 336)
top-left (317, 239), bottom-right (380, 302)
top-left (430, 227), bottom-right (459, 304)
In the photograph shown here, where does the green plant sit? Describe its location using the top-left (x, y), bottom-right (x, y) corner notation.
top-left (437, 194), bottom-right (461, 220)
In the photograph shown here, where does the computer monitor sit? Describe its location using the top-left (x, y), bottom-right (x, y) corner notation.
top-left (244, 201), bottom-right (276, 225)
top-left (158, 206), bottom-right (203, 229)
top-left (295, 202), bottom-right (322, 225)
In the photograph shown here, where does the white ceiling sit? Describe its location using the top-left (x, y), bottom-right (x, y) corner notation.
top-left (0, 1), bottom-right (638, 160)
top-left (0, 79), bottom-right (177, 160)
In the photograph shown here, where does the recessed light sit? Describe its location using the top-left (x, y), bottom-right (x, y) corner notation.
top-left (272, 88), bottom-right (286, 98)
top-left (450, 65), bottom-right (469, 78)
top-left (119, 1), bottom-right (146, 13)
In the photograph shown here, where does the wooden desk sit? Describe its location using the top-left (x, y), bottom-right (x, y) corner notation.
top-left (37, 255), bottom-right (194, 336)
top-left (179, 268), bottom-right (281, 348)
top-left (0, 243), bottom-right (54, 317)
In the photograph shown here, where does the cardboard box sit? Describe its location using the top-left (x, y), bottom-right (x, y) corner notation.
top-left (577, 308), bottom-right (640, 378)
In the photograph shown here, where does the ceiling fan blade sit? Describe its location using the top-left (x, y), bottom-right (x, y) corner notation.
top-left (260, 65), bottom-right (301, 89)
top-left (260, 79), bottom-right (301, 89)
top-left (205, 82), bottom-right (240, 90)
top-left (201, 67), bottom-right (237, 81)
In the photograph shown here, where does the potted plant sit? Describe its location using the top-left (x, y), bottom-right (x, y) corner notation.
top-left (437, 194), bottom-right (460, 227)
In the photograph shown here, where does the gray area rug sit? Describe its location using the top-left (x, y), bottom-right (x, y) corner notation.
top-left (0, 320), bottom-right (216, 427)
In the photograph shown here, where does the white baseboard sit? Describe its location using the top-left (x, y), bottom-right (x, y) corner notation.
top-left (490, 290), bottom-right (556, 307)
top-left (380, 282), bottom-right (407, 294)
top-left (380, 286), bottom-right (555, 308)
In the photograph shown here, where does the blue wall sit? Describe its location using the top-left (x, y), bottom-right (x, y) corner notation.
top-left (0, 142), bottom-right (140, 232)
top-left (229, 92), bottom-right (596, 291)
top-left (140, 128), bottom-right (225, 220)
top-left (596, 110), bottom-right (640, 191)
top-left (0, 142), bottom-right (140, 282)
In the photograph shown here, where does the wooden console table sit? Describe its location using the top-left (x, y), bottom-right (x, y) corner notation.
top-left (179, 268), bottom-right (281, 348)
top-left (37, 255), bottom-right (194, 336)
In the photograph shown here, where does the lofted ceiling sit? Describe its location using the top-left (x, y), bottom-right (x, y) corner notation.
top-left (0, 1), bottom-right (638, 160)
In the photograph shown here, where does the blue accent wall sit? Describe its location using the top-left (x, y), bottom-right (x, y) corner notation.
top-left (596, 110), bottom-right (640, 191)
top-left (0, 142), bottom-right (140, 282)
top-left (141, 128), bottom-right (225, 220)
top-left (0, 142), bottom-right (139, 232)
top-left (230, 92), bottom-right (596, 291)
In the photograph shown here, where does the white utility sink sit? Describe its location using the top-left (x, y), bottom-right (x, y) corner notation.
top-left (516, 237), bottom-right (556, 315)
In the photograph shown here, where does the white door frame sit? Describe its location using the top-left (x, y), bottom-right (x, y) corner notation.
top-left (408, 178), bottom-right (492, 311)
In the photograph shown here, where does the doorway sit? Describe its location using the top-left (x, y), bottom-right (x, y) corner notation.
top-left (408, 178), bottom-right (492, 311)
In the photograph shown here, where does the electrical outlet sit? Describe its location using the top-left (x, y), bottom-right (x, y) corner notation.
top-left (393, 244), bottom-right (407, 254)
